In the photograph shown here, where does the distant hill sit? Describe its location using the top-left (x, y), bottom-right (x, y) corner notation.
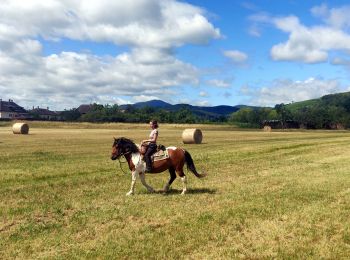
top-left (286, 91), bottom-right (350, 111)
top-left (282, 91), bottom-right (350, 129)
top-left (63, 91), bottom-right (350, 127)
top-left (131, 100), bottom-right (173, 109)
top-left (120, 100), bottom-right (245, 119)
top-left (228, 91), bottom-right (350, 129)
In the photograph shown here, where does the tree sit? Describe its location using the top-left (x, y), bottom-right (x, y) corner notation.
top-left (61, 108), bottom-right (81, 121)
top-left (174, 108), bottom-right (196, 123)
top-left (275, 103), bottom-right (292, 128)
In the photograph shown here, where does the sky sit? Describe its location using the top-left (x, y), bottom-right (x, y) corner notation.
top-left (1, 0), bottom-right (350, 110)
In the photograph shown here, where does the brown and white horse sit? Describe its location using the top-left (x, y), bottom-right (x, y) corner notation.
top-left (111, 137), bottom-right (206, 195)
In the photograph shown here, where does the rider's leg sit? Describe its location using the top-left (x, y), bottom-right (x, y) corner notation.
top-left (144, 144), bottom-right (156, 172)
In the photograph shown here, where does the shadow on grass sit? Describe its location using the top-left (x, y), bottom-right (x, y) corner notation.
top-left (153, 187), bottom-right (217, 196)
top-left (183, 142), bottom-right (208, 145)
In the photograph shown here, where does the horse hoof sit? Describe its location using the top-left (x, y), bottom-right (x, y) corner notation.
top-left (162, 185), bottom-right (170, 193)
top-left (148, 188), bottom-right (155, 193)
top-left (126, 191), bottom-right (134, 196)
top-left (181, 191), bottom-right (187, 195)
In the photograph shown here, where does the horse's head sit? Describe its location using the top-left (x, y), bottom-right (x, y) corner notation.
top-left (111, 137), bottom-right (138, 160)
top-left (111, 138), bottom-right (121, 160)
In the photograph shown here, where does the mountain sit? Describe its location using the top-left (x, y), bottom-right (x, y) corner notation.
top-left (120, 100), bottom-right (243, 118)
top-left (131, 100), bottom-right (173, 109)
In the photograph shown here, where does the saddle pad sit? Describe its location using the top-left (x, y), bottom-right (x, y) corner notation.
top-left (152, 149), bottom-right (169, 162)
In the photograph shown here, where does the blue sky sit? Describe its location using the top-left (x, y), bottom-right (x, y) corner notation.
top-left (1, 0), bottom-right (350, 110)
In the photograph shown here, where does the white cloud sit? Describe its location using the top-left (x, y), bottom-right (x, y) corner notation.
top-left (223, 50), bottom-right (248, 63)
top-left (199, 91), bottom-right (208, 97)
top-left (91, 96), bottom-right (132, 106)
top-left (177, 98), bottom-right (210, 107)
top-left (241, 2), bottom-right (259, 12)
top-left (1, 50), bottom-right (199, 109)
top-left (270, 5), bottom-right (350, 63)
top-left (0, 0), bottom-right (220, 49)
top-left (206, 79), bottom-right (232, 88)
top-left (0, 0), bottom-right (220, 109)
top-left (248, 24), bottom-right (262, 37)
top-left (311, 4), bottom-right (350, 29)
top-left (247, 12), bottom-right (271, 37)
top-left (310, 4), bottom-right (329, 18)
top-left (331, 57), bottom-right (350, 66)
top-left (244, 78), bottom-right (344, 106)
top-left (195, 100), bottom-right (210, 106)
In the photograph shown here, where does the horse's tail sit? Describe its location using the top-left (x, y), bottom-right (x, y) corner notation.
top-left (184, 150), bottom-right (206, 178)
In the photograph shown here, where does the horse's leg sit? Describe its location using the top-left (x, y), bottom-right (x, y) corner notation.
top-left (176, 169), bottom-right (187, 195)
top-left (126, 171), bottom-right (138, 196)
top-left (163, 167), bottom-right (176, 192)
top-left (139, 172), bottom-right (155, 193)
top-left (180, 175), bottom-right (187, 195)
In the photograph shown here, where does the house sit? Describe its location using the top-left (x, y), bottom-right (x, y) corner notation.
top-left (0, 99), bottom-right (29, 119)
top-left (29, 107), bottom-right (61, 120)
top-left (77, 104), bottom-right (93, 114)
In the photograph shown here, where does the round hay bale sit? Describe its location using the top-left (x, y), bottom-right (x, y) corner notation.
top-left (263, 125), bottom-right (272, 132)
top-left (182, 128), bottom-right (202, 144)
top-left (12, 123), bottom-right (29, 134)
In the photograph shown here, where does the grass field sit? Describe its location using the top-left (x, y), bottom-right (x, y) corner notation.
top-left (1, 122), bottom-right (350, 259)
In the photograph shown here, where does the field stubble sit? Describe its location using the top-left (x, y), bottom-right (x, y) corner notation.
top-left (1, 123), bottom-right (350, 258)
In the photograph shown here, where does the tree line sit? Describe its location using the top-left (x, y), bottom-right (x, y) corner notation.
top-left (60, 104), bottom-right (203, 124)
top-left (56, 92), bottom-right (350, 129)
top-left (230, 93), bottom-right (350, 129)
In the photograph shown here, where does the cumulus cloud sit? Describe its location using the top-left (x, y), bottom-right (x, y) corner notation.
top-left (1, 49), bottom-right (199, 109)
top-left (311, 4), bottom-right (350, 29)
top-left (0, 0), bottom-right (220, 109)
top-left (270, 4), bottom-right (350, 63)
top-left (248, 5), bottom-right (350, 63)
top-left (223, 50), bottom-right (248, 64)
top-left (244, 78), bottom-right (345, 106)
top-left (0, 0), bottom-right (220, 48)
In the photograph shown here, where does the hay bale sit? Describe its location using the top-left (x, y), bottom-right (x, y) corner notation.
top-left (12, 123), bottom-right (29, 134)
top-left (263, 125), bottom-right (272, 132)
top-left (182, 128), bottom-right (202, 144)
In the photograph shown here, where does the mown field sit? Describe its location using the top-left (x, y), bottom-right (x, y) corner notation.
top-left (1, 122), bottom-right (350, 259)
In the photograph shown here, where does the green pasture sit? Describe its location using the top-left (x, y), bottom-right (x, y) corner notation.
top-left (1, 122), bottom-right (350, 258)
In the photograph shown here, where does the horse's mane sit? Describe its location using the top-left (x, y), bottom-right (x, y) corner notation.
top-left (114, 137), bottom-right (139, 153)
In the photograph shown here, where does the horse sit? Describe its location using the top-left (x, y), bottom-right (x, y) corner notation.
top-left (111, 137), bottom-right (206, 195)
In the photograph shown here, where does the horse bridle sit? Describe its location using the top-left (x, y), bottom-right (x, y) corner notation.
top-left (113, 140), bottom-right (138, 175)
top-left (116, 149), bottom-right (132, 175)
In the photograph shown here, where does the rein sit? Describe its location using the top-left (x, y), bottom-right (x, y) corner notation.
top-left (112, 138), bottom-right (142, 175)
top-left (116, 151), bottom-right (132, 175)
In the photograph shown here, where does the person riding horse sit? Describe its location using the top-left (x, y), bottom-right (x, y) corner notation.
top-left (111, 137), bottom-right (206, 195)
top-left (142, 120), bottom-right (159, 173)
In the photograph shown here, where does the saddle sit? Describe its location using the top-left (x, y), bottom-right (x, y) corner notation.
top-left (140, 143), bottom-right (169, 162)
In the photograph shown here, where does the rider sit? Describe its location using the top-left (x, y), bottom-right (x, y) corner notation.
top-left (142, 120), bottom-right (159, 173)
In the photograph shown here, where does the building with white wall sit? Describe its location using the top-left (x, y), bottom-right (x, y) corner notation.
top-left (0, 99), bottom-right (29, 119)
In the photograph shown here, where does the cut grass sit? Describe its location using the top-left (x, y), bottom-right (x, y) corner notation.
top-left (1, 123), bottom-right (350, 258)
